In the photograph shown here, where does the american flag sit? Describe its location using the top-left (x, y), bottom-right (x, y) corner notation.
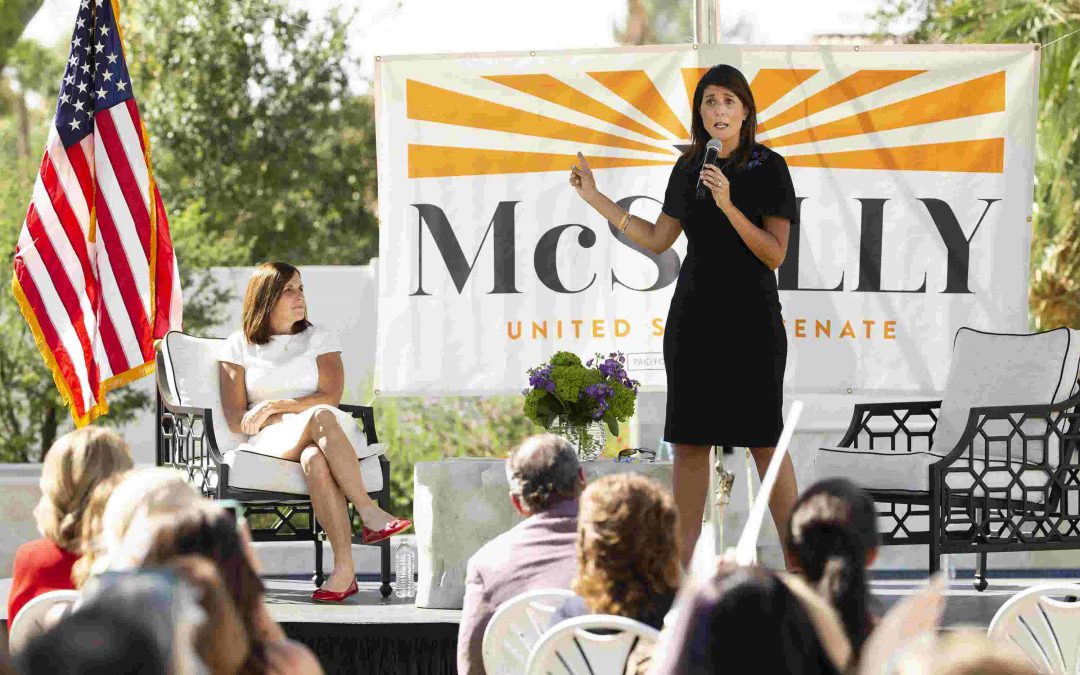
top-left (11, 0), bottom-right (182, 427)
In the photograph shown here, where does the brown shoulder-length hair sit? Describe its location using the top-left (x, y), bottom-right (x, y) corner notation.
top-left (138, 502), bottom-right (268, 675)
top-left (241, 261), bottom-right (312, 345)
top-left (573, 474), bottom-right (681, 622)
top-left (682, 64), bottom-right (758, 171)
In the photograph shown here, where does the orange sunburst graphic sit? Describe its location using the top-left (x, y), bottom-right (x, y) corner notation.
top-left (404, 65), bottom-right (1006, 178)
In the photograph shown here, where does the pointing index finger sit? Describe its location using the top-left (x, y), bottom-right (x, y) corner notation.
top-left (577, 152), bottom-right (591, 170)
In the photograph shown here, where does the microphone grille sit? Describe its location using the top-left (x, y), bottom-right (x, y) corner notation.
top-left (706, 139), bottom-right (724, 151)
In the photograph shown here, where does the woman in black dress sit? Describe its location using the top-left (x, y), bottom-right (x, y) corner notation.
top-left (569, 64), bottom-right (799, 566)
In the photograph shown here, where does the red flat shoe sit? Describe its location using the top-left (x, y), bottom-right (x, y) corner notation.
top-left (361, 518), bottom-right (413, 545)
top-left (311, 578), bottom-right (358, 602)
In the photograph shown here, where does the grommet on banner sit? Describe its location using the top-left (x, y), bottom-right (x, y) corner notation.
top-left (374, 389), bottom-right (380, 396)
top-left (846, 387), bottom-right (853, 394)
top-left (1027, 216), bottom-right (1033, 222)
top-left (693, 44), bottom-right (699, 50)
top-left (375, 56), bottom-right (381, 62)
top-left (529, 51), bottom-right (536, 57)
top-left (854, 45), bottom-right (861, 52)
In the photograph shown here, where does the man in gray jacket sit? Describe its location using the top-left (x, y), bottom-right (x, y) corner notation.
top-left (456, 434), bottom-right (585, 675)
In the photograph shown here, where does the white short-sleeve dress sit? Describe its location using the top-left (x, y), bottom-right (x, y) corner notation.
top-left (218, 326), bottom-right (377, 459)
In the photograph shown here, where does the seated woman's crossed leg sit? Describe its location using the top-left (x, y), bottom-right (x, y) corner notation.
top-left (281, 409), bottom-right (398, 594)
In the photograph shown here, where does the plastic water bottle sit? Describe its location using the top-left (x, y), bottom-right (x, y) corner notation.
top-left (942, 553), bottom-right (956, 583)
top-left (394, 539), bottom-right (416, 598)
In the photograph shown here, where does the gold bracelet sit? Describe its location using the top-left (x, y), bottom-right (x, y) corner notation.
top-left (617, 211), bottom-right (632, 232)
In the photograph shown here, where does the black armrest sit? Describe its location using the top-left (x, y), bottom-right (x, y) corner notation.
top-left (158, 401), bottom-right (225, 465)
top-left (837, 400), bottom-right (942, 450)
top-left (931, 391), bottom-right (1080, 468)
top-left (338, 404), bottom-right (378, 445)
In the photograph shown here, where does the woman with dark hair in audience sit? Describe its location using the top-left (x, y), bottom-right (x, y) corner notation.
top-left (651, 564), bottom-right (852, 674)
top-left (549, 473), bottom-right (682, 630)
top-left (160, 555), bottom-right (251, 675)
top-left (8, 427), bottom-right (132, 623)
top-left (786, 478), bottom-right (880, 657)
top-left (136, 501), bottom-right (323, 675)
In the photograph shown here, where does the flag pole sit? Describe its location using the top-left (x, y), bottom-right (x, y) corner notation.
top-left (693, 0), bottom-right (721, 44)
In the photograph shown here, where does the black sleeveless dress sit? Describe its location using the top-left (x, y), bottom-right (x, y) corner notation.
top-left (660, 143), bottom-right (798, 447)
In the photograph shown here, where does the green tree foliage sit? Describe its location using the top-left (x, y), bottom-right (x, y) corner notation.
top-left (875, 0), bottom-right (1080, 329)
top-left (614, 0), bottom-right (694, 44)
top-left (0, 0), bottom-right (44, 70)
top-left (613, 0), bottom-right (753, 45)
top-left (375, 395), bottom-right (541, 518)
top-left (123, 0), bottom-right (379, 265)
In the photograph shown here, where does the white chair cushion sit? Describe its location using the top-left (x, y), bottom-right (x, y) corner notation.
top-left (816, 446), bottom-right (1047, 501)
top-left (934, 327), bottom-right (1080, 457)
top-left (160, 332), bottom-right (247, 453)
top-left (223, 444), bottom-right (386, 496)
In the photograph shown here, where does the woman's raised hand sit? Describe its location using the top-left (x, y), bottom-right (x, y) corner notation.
top-left (569, 151), bottom-right (597, 200)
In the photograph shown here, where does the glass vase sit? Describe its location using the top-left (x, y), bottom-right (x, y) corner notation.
top-left (548, 416), bottom-right (606, 461)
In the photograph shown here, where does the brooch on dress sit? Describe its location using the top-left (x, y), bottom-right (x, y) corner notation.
top-left (745, 147), bottom-right (767, 170)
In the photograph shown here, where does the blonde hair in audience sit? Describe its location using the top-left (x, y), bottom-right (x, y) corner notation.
top-left (96, 467), bottom-right (201, 573)
top-left (891, 629), bottom-right (1038, 675)
top-left (71, 470), bottom-right (130, 587)
top-left (573, 473), bottom-right (681, 619)
top-left (34, 426), bottom-right (133, 551)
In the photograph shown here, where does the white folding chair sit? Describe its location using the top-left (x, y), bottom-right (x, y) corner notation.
top-left (525, 614), bottom-right (660, 675)
top-left (8, 589), bottom-right (81, 654)
top-left (987, 582), bottom-right (1080, 673)
top-left (482, 588), bottom-right (576, 675)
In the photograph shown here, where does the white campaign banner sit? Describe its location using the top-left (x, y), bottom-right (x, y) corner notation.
top-left (374, 45), bottom-right (1038, 396)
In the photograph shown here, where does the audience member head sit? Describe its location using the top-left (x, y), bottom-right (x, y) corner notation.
top-left (95, 467), bottom-right (201, 573)
top-left (786, 478), bottom-right (879, 652)
top-left (15, 569), bottom-right (204, 675)
top-left (156, 555), bottom-right (250, 675)
top-left (15, 605), bottom-right (169, 675)
top-left (573, 473), bottom-right (681, 625)
top-left (505, 434), bottom-right (584, 515)
top-left (652, 564), bottom-right (849, 675)
top-left (887, 628), bottom-right (1037, 675)
top-left (33, 426), bottom-right (133, 553)
top-left (136, 501), bottom-right (267, 672)
top-left (72, 470), bottom-right (129, 587)
top-left (242, 261), bottom-right (311, 344)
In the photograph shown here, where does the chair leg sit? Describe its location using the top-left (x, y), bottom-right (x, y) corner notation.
top-left (973, 551), bottom-right (988, 592)
top-left (929, 473), bottom-right (941, 576)
top-left (312, 514), bottom-right (325, 587)
top-left (380, 539), bottom-right (392, 598)
top-left (376, 487), bottom-right (393, 598)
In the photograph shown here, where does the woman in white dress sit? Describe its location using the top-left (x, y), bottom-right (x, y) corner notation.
top-left (219, 262), bottom-right (412, 602)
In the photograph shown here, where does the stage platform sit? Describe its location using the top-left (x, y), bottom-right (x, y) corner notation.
top-left (4, 574), bottom-right (1078, 673)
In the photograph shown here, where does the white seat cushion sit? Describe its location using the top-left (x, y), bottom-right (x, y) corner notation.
top-left (934, 327), bottom-right (1080, 459)
top-left (817, 446), bottom-right (1048, 502)
top-left (224, 445), bottom-right (386, 496)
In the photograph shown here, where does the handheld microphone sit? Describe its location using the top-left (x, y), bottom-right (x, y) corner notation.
top-left (695, 139), bottom-right (724, 199)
